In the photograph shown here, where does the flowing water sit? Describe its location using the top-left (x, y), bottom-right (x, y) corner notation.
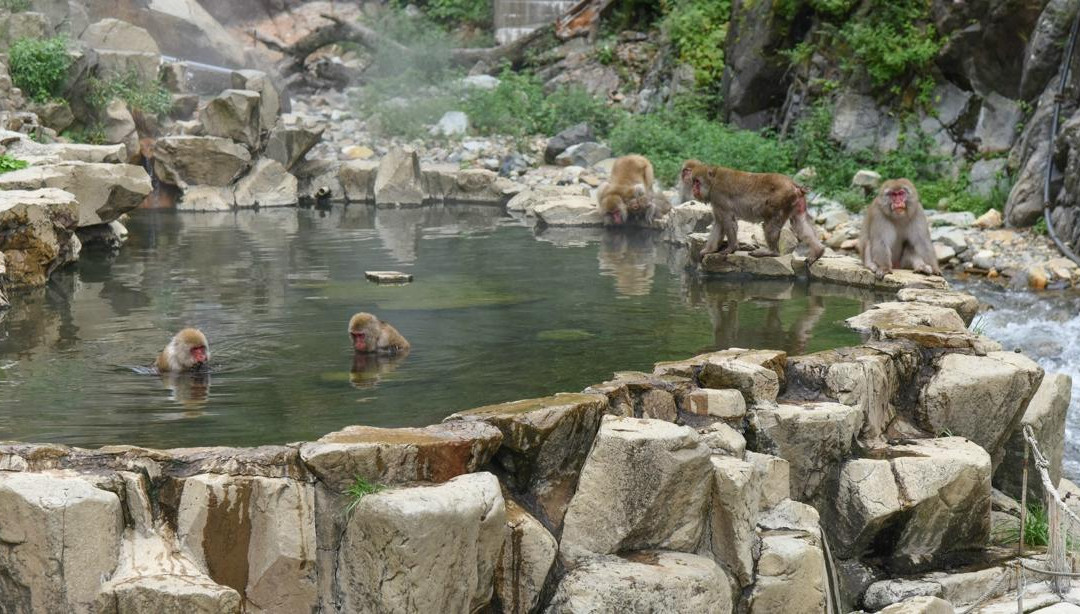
top-left (0, 205), bottom-right (872, 449)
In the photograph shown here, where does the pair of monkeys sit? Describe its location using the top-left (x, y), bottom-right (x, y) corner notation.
top-left (154, 312), bottom-right (409, 373)
top-left (602, 156), bottom-right (938, 279)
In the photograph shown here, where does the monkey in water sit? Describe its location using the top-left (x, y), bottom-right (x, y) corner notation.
top-left (689, 164), bottom-right (825, 264)
top-left (154, 328), bottom-right (210, 372)
top-left (859, 178), bottom-right (940, 279)
top-left (348, 312), bottom-right (410, 354)
top-left (597, 155), bottom-right (657, 226)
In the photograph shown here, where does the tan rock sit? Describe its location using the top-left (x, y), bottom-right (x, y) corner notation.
top-left (709, 456), bottom-right (759, 586)
top-left (994, 372), bottom-right (1072, 501)
top-left (846, 301), bottom-right (966, 334)
top-left (974, 208), bottom-right (1003, 229)
top-left (0, 162), bottom-right (151, 226)
top-left (880, 596), bottom-right (955, 613)
top-left (199, 89), bottom-right (262, 149)
top-left (233, 158), bottom-right (297, 208)
top-left (0, 188), bottom-right (80, 287)
top-left (374, 146), bottom-right (425, 207)
top-left (700, 358), bottom-right (779, 404)
top-left (339, 159), bottom-right (378, 202)
top-left (154, 136), bottom-right (251, 188)
top-left (495, 500), bottom-right (557, 614)
top-left (896, 288), bottom-right (980, 324)
top-left (687, 388), bottom-right (746, 418)
top-left (701, 252), bottom-right (796, 277)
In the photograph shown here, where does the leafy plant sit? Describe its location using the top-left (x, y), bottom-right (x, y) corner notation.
top-left (0, 0), bottom-right (31, 11)
top-left (0, 154), bottom-right (28, 174)
top-left (8, 36), bottom-right (71, 103)
top-left (86, 71), bottom-right (173, 116)
top-left (1033, 216), bottom-right (1049, 236)
top-left (661, 0), bottom-right (731, 89)
top-left (344, 476), bottom-right (385, 514)
top-left (61, 123), bottom-right (108, 145)
top-left (390, 0), bottom-right (492, 28)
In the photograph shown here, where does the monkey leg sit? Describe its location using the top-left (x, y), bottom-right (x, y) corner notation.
top-left (863, 245), bottom-right (890, 280)
top-left (751, 216), bottom-right (783, 258)
top-left (701, 223), bottom-right (723, 257)
top-left (790, 210), bottom-right (825, 265)
top-left (899, 244), bottom-right (938, 276)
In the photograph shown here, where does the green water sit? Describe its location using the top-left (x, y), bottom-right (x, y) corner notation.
top-left (0, 206), bottom-right (873, 449)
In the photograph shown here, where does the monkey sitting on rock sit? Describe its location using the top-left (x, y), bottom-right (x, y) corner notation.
top-left (858, 178), bottom-right (940, 279)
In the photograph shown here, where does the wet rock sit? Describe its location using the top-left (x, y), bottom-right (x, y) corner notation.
top-left (103, 99), bottom-right (138, 159)
top-left (701, 252), bottom-right (796, 277)
top-left (233, 159), bottom-right (298, 208)
top-left (154, 136), bottom-right (251, 188)
top-left (231, 70), bottom-right (279, 132)
top-left (687, 388), bottom-right (746, 419)
top-left (374, 146), bottom-right (425, 207)
top-left (545, 551), bottom-right (733, 614)
top-left (559, 417), bottom-right (712, 564)
top-left (544, 123), bottom-right (594, 164)
top-left (298, 421), bottom-right (503, 491)
top-left (809, 255), bottom-right (949, 290)
top-left (862, 560), bottom-right (1009, 610)
top-left (199, 89), bottom-right (262, 149)
top-left (974, 93), bottom-right (1023, 154)
top-left (555, 142), bottom-right (612, 168)
top-left (918, 351), bottom-right (1043, 468)
top-left (534, 195), bottom-right (603, 226)
top-left (177, 186), bottom-right (235, 211)
top-left (0, 162), bottom-right (150, 227)
top-left (994, 372), bottom-right (1071, 502)
top-left (852, 169), bottom-right (882, 192)
top-left (81, 18), bottom-right (160, 54)
top-left (699, 422), bottom-right (746, 457)
top-left (336, 472), bottom-right (505, 614)
top-left (700, 357), bottom-right (780, 404)
top-left (506, 185), bottom-right (585, 216)
top-left (77, 220), bottom-right (128, 250)
top-left (709, 456), bottom-right (759, 586)
top-left (896, 288), bottom-right (981, 325)
top-left (662, 202), bottom-right (712, 243)
top-left (747, 529), bottom-right (827, 614)
top-left (0, 471), bottom-right (122, 613)
top-left (446, 393), bottom-right (606, 530)
top-left (495, 500), bottom-right (557, 614)
top-left (432, 110), bottom-right (468, 136)
top-left (264, 114), bottom-right (324, 171)
top-left (0, 188), bottom-right (80, 287)
top-left (880, 596), bottom-right (955, 613)
top-left (845, 301), bottom-right (966, 334)
top-left (339, 160), bottom-right (378, 202)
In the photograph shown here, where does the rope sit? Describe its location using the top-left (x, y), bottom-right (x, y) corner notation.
top-left (1041, 1), bottom-right (1080, 266)
top-left (956, 563), bottom-right (1016, 614)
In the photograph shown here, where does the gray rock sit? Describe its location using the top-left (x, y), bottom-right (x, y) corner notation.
top-left (994, 372), bottom-right (1071, 502)
top-left (534, 196), bottom-right (603, 226)
top-left (968, 158), bottom-right (1008, 197)
top-left (231, 69), bottom-right (279, 132)
top-left (931, 81), bottom-right (975, 128)
top-left (708, 456), bottom-right (759, 586)
top-left (431, 111), bottom-right (468, 136)
top-left (972, 249), bottom-right (996, 269)
top-left (974, 93), bottom-right (1023, 154)
top-left (177, 185), bottom-right (234, 211)
top-left (851, 169), bottom-right (882, 191)
top-left (198, 89), bottom-right (262, 149)
top-left (845, 301), bottom-right (967, 335)
top-left (461, 74), bottom-right (500, 90)
top-left (496, 500), bottom-right (556, 614)
top-left (233, 158), bottom-right (298, 208)
top-left (831, 91), bottom-right (889, 151)
top-left (0, 188), bottom-right (80, 287)
top-left (102, 99), bottom-right (137, 158)
top-left (932, 227), bottom-right (969, 252)
top-left (373, 146), bottom-right (425, 207)
top-left (556, 142), bottom-right (612, 168)
top-left (95, 49), bottom-right (161, 84)
top-left (264, 113), bottom-right (324, 171)
top-left (544, 123), bottom-right (594, 164)
top-left (0, 161), bottom-right (151, 227)
top-left (1020, 0), bottom-right (1080, 99)
top-left (80, 18), bottom-right (160, 54)
top-left (927, 211), bottom-right (976, 227)
top-left (153, 136), bottom-right (251, 188)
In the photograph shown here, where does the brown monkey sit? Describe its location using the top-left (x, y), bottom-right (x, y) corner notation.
top-left (690, 164), bottom-right (825, 263)
top-left (859, 178), bottom-right (940, 279)
top-left (349, 312), bottom-right (410, 354)
top-left (154, 328), bottom-right (210, 372)
top-left (597, 155), bottom-right (655, 226)
top-left (677, 159), bottom-right (705, 204)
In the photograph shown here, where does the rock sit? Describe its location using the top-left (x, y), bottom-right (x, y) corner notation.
top-left (1005, 144), bottom-right (1048, 226)
top-left (534, 196), bottom-right (603, 226)
top-left (0, 471), bottom-right (122, 613)
top-left (445, 393), bottom-right (606, 530)
top-left (336, 472), bottom-right (505, 614)
top-left (94, 48), bottom-right (161, 83)
top-left (719, 0), bottom-right (800, 128)
top-left (342, 145), bottom-right (374, 160)
top-left (77, 220), bottom-right (128, 250)
top-left (974, 208), bottom-right (1004, 229)
top-left (1020, 0), bottom-right (1078, 99)
top-left (176, 474), bottom-right (317, 612)
top-left (748, 401), bottom-right (863, 507)
top-left (1027, 264), bottom-right (1049, 290)
top-left (823, 209), bottom-right (850, 231)
top-left (831, 91), bottom-right (893, 151)
top-left (852, 169), bottom-right (882, 191)
top-left (374, 146), bottom-right (425, 207)
top-left (339, 160), bottom-right (378, 202)
top-left (931, 227), bottom-right (968, 252)
top-left (555, 142), bottom-right (612, 168)
top-left (994, 372), bottom-right (1071, 502)
top-left (153, 136), bottom-right (251, 188)
top-left (584, 371), bottom-right (680, 421)
top-left (975, 93), bottom-right (1023, 154)
top-left (30, 100), bottom-right (74, 133)
top-left (917, 352), bottom-right (1043, 468)
top-left (969, 158), bottom-right (1008, 197)
top-left (701, 252), bottom-right (796, 277)
top-left (845, 301), bottom-right (966, 334)
top-left (699, 422), bottom-right (747, 457)
top-left (230, 70), bottom-right (279, 132)
top-left (896, 288), bottom-right (980, 325)
top-left (233, 159), bottom-right (297, 208)
top-left (972, 249), bottom-right (996, 269)
top-left (0, 162), bottom-right (151, 227)
top-left (544, 123), bottom-right (594, 164)
top-left (934, 243), bottom-right (956, 262)
top-left (364, 271), bottom-right (413, 284)
top-left (2, 131), bottom-right (125, 164)
top-left (103, 99), bottom-right (138, 158)
top-left (746, 451), bottom-right (790, 510)
top-left (880, 596), bottom-right (956, 614)
top-left (544, 551), bottom-right (733, 614)
top-left (700, 357), bottom-right (780, 404)
top-left (432, 110), bottom-right (468, 136)
top-left (198, 89), bottom-right (262, 149)
top-left (709, 456), bottom-right (759, 586)
top-left (495, 500), bottom-right (557, 614)
top-left (298, 421), bottom-right (503, 492)
top-left (662, 202), bottom-right (712, 243)
top-left (0, 11), bottom-right (49, 49)
top-left (809, 255), bottom-right (949, 290)
top-left (425, 168), bottom-right (516, 204)
top-left (0, 188), bottom-right (80, 287)
top-left (177, 186), bottom-right (234, 211)
top-left (687, 388), bottom-right (746, 419)
top-left (81, 18), bottom-right (160, 54)
top-left (263, 114), bottom-right (323, 172)
top-left (927, 212), bottom-right (976, 228)
top-left (461, 74), bottom-right (499, 89)
top-left (748, 531), bottom-right (827, 614)
top-left (559, 417), bottom-right (712, 564)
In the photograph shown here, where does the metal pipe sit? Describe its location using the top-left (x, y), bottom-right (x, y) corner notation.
top-left (1042, 2), bottom-right (1080, 266)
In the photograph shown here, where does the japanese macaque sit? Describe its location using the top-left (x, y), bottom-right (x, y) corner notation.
top-left (677, 159), bottom-right (705, 204)
top-left (154, 328), bottom-right (210, 373)
top-left (348, 312), bottom-right (410, 354)
top-left (597, 155), bottom-right (656, 226)
top-left (690, 164), bottom-right (825, 264)
top-left (859, 178), bottom-right (940, 279)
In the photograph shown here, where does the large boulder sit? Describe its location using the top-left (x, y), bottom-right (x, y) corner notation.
top-left (2, 130), bottom-right (124, 164)
top-left (495, 500), bottom-right (557, 614)
top-left (445, 393), bottom-right (606, 530)
top-left (544, 123), bottom-right (594, 164)
top-left (700, 356), bottom-right (780, 404)
top-left (1020, 0), bottom-right (1080, 100)
top-left (994, 372), bottom-right (1072, 501)
top-left (896, 288), bottom-right (981, 325)
top-left (373, 147), bottom-right (425, 207)
top-left (339, 160), bottom-right (378, 202)
top-left (534, 196), bottom-right (604, 226)
top-left (559, 417), bottom-right (713, 565)
top-left (809, 255), bottom-right (949, 290)
top-left (264, 113), bottom-right (324, 172)
top-left (336, 472), bottom-right (506, 614)
top-left (80, 18), bottom-right (160, 54)
top-left (233, 159), bottom-right (298, 208)
top-left (845, 301), bottom-right (967, 334)
top-left (103, 99), bottom-right (138, 159)
top-left (917, 351), bottom-right (1043, 468)
top-left (748, 529), bottom-right (827, 614)
top-left (153, 136), bottom-right (251, 188)
top-left (0, 188), bottom-right (80, 287)
top-left (708, 456), bottom-right (759, 587)
top-left (199, 89), bottom-right (262, 149)
top-left (720, 0), bottom-right (801, 129)
top-left (231, 70), bottom-right (280, 132)
top-left (0, 162), bottom-right (150, 226)
top-left (0, 471), bottom-right (123, 614)
top-left (544, 551), bottom-right (734, 614)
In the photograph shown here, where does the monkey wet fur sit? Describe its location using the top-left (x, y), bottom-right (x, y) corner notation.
top-left (348, 312), bottom-right (410, 354)
top-left (597, 155), bottom-right (658, 226)
top-left (155, 328), bottom-right (210, 373)
top-left (859, 178), bottom-right (940, 280)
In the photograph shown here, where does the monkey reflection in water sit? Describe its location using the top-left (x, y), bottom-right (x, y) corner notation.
top-left (597, 231), bottom-right (659, 297)
top-left (348, 312), bottom-right (410, 389)
top-left (704, 284), bottom-right (826, 355)
top-left (151, 328), bottom-right (212, 409)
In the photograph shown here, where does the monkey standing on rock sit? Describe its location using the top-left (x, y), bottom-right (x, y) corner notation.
top-left (597, 155), bottom-right (661, 226)
top-left (858, 178), bottom-right (940, 279)
top-left (689, 163), bottom-right (825, 264)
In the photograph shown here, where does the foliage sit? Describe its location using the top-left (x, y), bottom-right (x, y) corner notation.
top-left (86, 71), bottom-right (173, 116)
top-left (661, 0), bottom-right (731, 89)
top-left (0, 0), bottom-right (31, 11)
top-left (998, 502), bottom-right (1049, 547)
top-left (344, 476), bottom-right (385, 514)
top-left (0, 154), bottom-right (28, 174)
top-left (1033, 216), bottom-right (1049, 236)
top-left (61, 124), bottom-right (108, 145)
top-left (8, 36), bottom-right (71, 103)
top-left (390, 0), bottom-right (492, 28)
top-left (835, 0), bottom-right (940, 101)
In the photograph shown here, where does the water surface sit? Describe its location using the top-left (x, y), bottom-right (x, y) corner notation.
top-left (0, 206), bottom-right (869, 448)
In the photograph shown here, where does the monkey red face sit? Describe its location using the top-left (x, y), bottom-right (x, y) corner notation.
top-left (351, 331), bottom-right (368, 352)
top-left (691, 178), bottom-right (703, 200)
top-left (190, 345), bottom-right (208, 365)
top-left (887, 188), bottom-right (908, 213)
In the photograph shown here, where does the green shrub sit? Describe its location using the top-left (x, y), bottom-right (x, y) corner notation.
top-left (661, 0), bottom-right (731, 88)
top-left (60, 123), bottom-right (107, 145)
top-left (8, 36), bottom-right (71, 103)
top-left (0, 153), bottom-right (28, 174)
top-left (391, 0), bottom-right (492, 28)
top-left (836, 0), bottom-right (940, 100)
top-left (344, 476), bottom-right (384, 514)
top-left (0, 0), bottom-right (31, 11)
top-left (86, 71), bottom-right (173, 116)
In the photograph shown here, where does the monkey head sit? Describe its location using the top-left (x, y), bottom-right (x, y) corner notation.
top-left (877, 179), bottom-right (918, 218)
top-left (690, 166), bottom-right (714, 201)
top-left (348, 312), bottom-right (381, 353)
top-left (680, 159), bottom-right (703, 184)
top-left (171, 328), bottom-right (210, 369)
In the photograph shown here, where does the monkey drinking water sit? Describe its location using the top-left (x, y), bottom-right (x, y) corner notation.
top-left (597, 155), bottom-right (658, 226)
top-left (858, 178), bottom-right (940, 279)
top-left (348, 312), bottom-right (410, 354)
top-left (154, 328), bottom-right (210, 373)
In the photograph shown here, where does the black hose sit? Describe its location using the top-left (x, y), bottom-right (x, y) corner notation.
top-left (1042, 1), bottom-right (1080, 266)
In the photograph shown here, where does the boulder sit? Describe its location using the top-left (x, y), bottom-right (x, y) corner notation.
top-left (830, 91), bottom-right (894, 151)
top-left (700, 357), bottom-right (780, 404)
top-left (77, 220), bottom-right (129, 250)
top-left (896, 288), bottom-right (981, 325)
top-left (994, 372), bottom-right (1072, 501)
top-left (975, 208), bottom-right (1004, 229)
top-left (233, 159), bottom-right (298, 208)
top-left (373, 147), bottom-right (425, 207)
top-left (103, 99), bottom-right (138, 159)
top-left (198, 89), bottom-right (262, 149)
top-left (339, 160), bottom-right (378, 202)
top-left (81, 18), bottom-right (160, 53)
top-left (969, 158), bottom-right (1008, 197)
top-left (708, 456), bottom-right (759, 586)
top-left (880, 596), bottom-right (956, 614)
top-left (0, 162), bottom-right (150, 227)
top-left (30, 100), bottom-right (74, 133)
top-left (748, 401), bottom-right (863, 507)
top-left (177, 186), bottom-right (235, 212)
top-left (544, 123), bottom-right (594, 164)
top-left (264, 113), bottom-right (324, 172)
top-left (746, 451), bottom-right (791, 510)
top-left (862, 565), bottom-right (1010, 611)
top-left (559, 417), bottom-right (712, 564)
top-left (336, 472), bottom-right (505, 614)
top-left (445, 393), bottom-right (606, 530)
top-left (555, 142), bottom-right (612, 168)
top-left (852, 169), bottom-right (883, 191)
top-left (544, 551), bottom-right (733, 614)
top-left (495, 500), bottom-right (557, 614)
top-left (2, 131), bottom-right (124, 164)
top-left (153, 136), bottom-right (251, 188)
top-left (662, 202), bottom-right (712, 243)
top-left (917, 351), bottom-right (1043, 468)
top-left (687, 388), bottom-right (747, 419)
top-left (845, 301), bottom-right (967, 334)
top-left (0, 471), bottom-right (123, 613)
top-left (701, 252), bottom-right (796, 277)
top-left (720, 0), bottom-right (800, 129)
top-left (974, 93), bottom-right (1023, 154)
top-left (95, 49), bottom-right (161, 84)
top-left (699, 422), bottom-right (747, 457)
top-left (534, 196), bottom-right (604, 226)
top-left (583, 371), bottom-right (682, 421)
top-left (0, 188), bottom-right (80, 287)
top-left (298, 421), bottom-right (503, 492)
top-left (231, 70), bottom-right (279, 132)
top-left (431, 110), bottom-right (468, 136)
top-left (809, 255), bottom-right (950, 290)
top-left (747, 531), bottom-right (827, 614)
top-left (423, 167), bottom-right (517, 204)
top-left (1020, 0), bottom-right (1079, 99)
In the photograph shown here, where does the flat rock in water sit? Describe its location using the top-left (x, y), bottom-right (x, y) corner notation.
top-left (365, 271), bottom-right (413, 284)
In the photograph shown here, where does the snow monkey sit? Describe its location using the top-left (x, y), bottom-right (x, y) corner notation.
top-left (859, 178), bottom-right (940, 279)
top-left (597, 154), bottom-right (657, 226)
top-left (348, 312), bottom-right (410, 354)
top-left (155, 328), bottom-right (210, 372)
top-left (689, 163), bottom-right (825, 263)
top-left (677, 158), bottom-right (705, 204)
